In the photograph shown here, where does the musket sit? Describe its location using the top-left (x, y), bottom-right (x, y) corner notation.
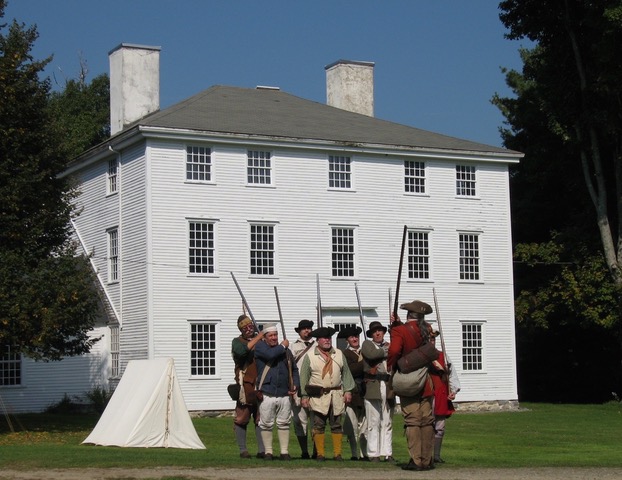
top-left (354, 283), bottom-right (366, 333)
top-left (388, 287), bottom-right (393, 320)
top-left (230, 272), bottom-right (259, 333)
top-left (393, 225), bottom-right (408, 318)
top-left (316, 273), bottom-right (323, 328)
top-left (274, 286), bottom-right (294, 392)
top-left (432, 288), bottom-right (449, 373)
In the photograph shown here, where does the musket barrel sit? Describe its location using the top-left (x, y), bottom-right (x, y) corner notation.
top-left (393, 225), bottom-right (408, 317)
top-left (230, 272), bottom-right (259, 332)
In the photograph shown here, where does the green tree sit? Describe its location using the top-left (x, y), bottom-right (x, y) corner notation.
top-left (495, 0), bottom-right (622, 401)
top-left (0, 1), bottom-right (101, 360)
top-left (48, 67), bottom-right (110, 159)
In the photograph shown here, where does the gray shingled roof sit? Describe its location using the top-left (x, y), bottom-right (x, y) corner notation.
top-left (137, 85), bottom-right (516, 156)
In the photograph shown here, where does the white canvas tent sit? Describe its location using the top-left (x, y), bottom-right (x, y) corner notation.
top-left (83, 358), bottom-right (205, 449)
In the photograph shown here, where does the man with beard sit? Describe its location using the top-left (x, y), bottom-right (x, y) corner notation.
top-left (299, 326), bottom-right (356, 462)
top-left (231, 315), bottom-right (266, 458)
top-left (255, 324), bottom-right (300, 460)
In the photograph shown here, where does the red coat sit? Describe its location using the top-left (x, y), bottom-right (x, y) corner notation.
top-left (430, 352), bottom-right (455, 416)
top-left (387, 321), bottom-right (434, 398)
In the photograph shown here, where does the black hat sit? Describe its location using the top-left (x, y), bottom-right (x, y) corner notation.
top-left (337, 326), bottom-right (362, 339)
top-left (310, 326), bottom-right (336, 338)
top-left (400, 300), bottom-right (433, 315)
top-left (366, 321), bottom-right (388, 338)
top-left (295, 319), bottom-right (314, 333)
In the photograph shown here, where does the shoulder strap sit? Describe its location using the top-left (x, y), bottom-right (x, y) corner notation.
top-left (295, 340), bottom-right (315, 363)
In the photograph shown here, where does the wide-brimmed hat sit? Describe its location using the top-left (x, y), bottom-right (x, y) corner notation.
top-left (295, 319), bottom-right (314, 333)
top-left (310, 326), bottom-right (336, 338)
top-left (366, 321), bottom-right (387, 338)
top-left (400, 300), bottom-right (433, 315)
top-left (337, 326), bottom-right (362, 339)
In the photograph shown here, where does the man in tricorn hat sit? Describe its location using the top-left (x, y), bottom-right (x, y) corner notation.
top-left (338, 326), bottom-right (367, 460)
top-left (387, 300), bottom-right (436, 471)
top-left (231, 314), bottom-right (266, 458)
top-left (289, 319), bottom-right (315, 458)
top-left (361, 321), bottom-right (395, 463)
top-left (300, 326), bottom-right (356, 461)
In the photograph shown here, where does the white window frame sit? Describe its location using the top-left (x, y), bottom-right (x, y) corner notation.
top-left (110, 325), bottom-right (120, 378)
top-left (189, 321), bottom-right (219, 377)
top-left (0, 345), bottom-right (21, 386)
top-left (330, 226), bottom-right (356, 278)
top-left (328, 155), bottom-right (352, 190)
top-left (408, 230), bottom-right (431, 280)
top-left (186, 145), bottom-right (212, 183)
top-left (458, 232), bottom-right (480, 281)
top-left (404, 160), bottom-right (426, 194)
top-left (461, 321), bottom-right (485, 371)
top-left (107, 227), bottom-right (119, 283)
top-left (249, 223), bottom-right (276, 276)
top-left (188, 220), bottom-right (216, 275)
top-left (107, 157), bottom-right (118, 195)
top-left (456, 164), bottom-right (477, 197)
top-left (247, 150), bottom-right (272, 186)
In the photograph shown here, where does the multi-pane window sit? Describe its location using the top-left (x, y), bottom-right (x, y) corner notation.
top-left (250, 224), bottom-right (275, 276)
top-left (404, 160), bottom-right (426, 194)
top-left (331, 227), bottom-right (355, 277)
top-left (190, 323), bottom-right (217, 376)
top-left (189, 221), bottom-right (215, 274)
top-left (456, 165), bottom-right (476, 196)
top-left (247, 150), bottom-right (272, 185)
top-left (107, 158), bottom-right (118, 194)
top-left (110, 325), bottom-right (120, 378)
top-left (186, 146), bottom-right (212, 182)
top-left (462, 323), bottom-right (483, 370)
top-left (408, 231), bottom-right (430, 279)
top-left (329, 155), bottom-right (352, 189)
top-left (0, 345), bottom-right (21, 386)
top-left (107, 228), bottom-right (119, 283)
top-left (459, 233), bottom-right (480, 280)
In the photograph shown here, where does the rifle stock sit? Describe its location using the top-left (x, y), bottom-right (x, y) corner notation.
top-left (274, 286), bottom-right (294, 391)
top-left (393, 225), bottom-right (408, 318)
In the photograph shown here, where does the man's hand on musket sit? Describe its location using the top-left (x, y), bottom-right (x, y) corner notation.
top-left (280, 338), bottom-right (289, 348)
top-left (288, 385), bottom-right (297, 397)
top-left (301, 397), bottom-right (310, 409)
top-left (344, 392), bottom-right (353, 405)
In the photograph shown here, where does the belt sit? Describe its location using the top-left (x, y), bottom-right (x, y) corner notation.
top-left (321, 386), bottom-right (342, 395)
top-left (365, 373), bottom-right (391, 382)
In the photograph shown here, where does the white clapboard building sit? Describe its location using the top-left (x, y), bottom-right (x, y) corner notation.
top-left (1, 44), bottom-right (522, 413)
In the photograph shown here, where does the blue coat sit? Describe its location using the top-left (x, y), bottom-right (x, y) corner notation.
top-left (255, 340), bottom-right (300, 397)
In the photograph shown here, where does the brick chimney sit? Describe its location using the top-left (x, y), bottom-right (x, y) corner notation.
top-left (109, 44), bottom-right (161, 135)
top-left (325, 60), bottom-right (375, 117)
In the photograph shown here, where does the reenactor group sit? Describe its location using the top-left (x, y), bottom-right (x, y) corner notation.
top-left (230, 299), bottom-right (461, 471)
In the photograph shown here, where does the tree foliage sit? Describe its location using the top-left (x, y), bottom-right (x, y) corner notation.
top-left (0, 1), bottom-right (101, 360)
top-left (495, 0), bottom-right (622, 401)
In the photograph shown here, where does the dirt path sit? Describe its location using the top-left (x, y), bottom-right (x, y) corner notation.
top-left (2, 467), bottom-right (622, 480)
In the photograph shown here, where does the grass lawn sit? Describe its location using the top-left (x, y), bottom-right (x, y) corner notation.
top-left (1, 402), bottom-right (621, 469)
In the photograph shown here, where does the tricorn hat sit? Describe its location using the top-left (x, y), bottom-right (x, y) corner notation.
top-left (400, 300), bottom-right (433, 315)
top-left (337, 326), bottom-right (362, 339)
top-left (295, 319), bottom-right (314, 333)
top-left (310, 326), bottom-right (336, 338)
top-left (366, 321), bottom-right (388, 338)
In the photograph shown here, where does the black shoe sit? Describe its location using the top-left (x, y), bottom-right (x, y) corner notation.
top-left (360, 456), bottom-right (370, 462)
top-left (239, 451), bottom-right (251, 458)
top-left (334, 455), bottom-right (343, 461)
top-left (350, 456), bottom-right (359, 461)
top-left (401, 460), bottom-right (419, 471)
top-left (264, 453), bottom-right (273, 461)
top-left (301, 452), bottom-right (311, 459)
top-left (316, 455), bottom-right (325, 462)
top-left (256, 452), bottom-right (265, 459)
top-left (280, 454), bottom-right (291, 461)
top-left (434, 457), bottom-right (445, 464)
top-left (385, 456), bottom-right (397, 463)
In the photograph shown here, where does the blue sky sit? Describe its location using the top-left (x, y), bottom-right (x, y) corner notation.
top-left (6, 1), bottom-right (528, 148)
